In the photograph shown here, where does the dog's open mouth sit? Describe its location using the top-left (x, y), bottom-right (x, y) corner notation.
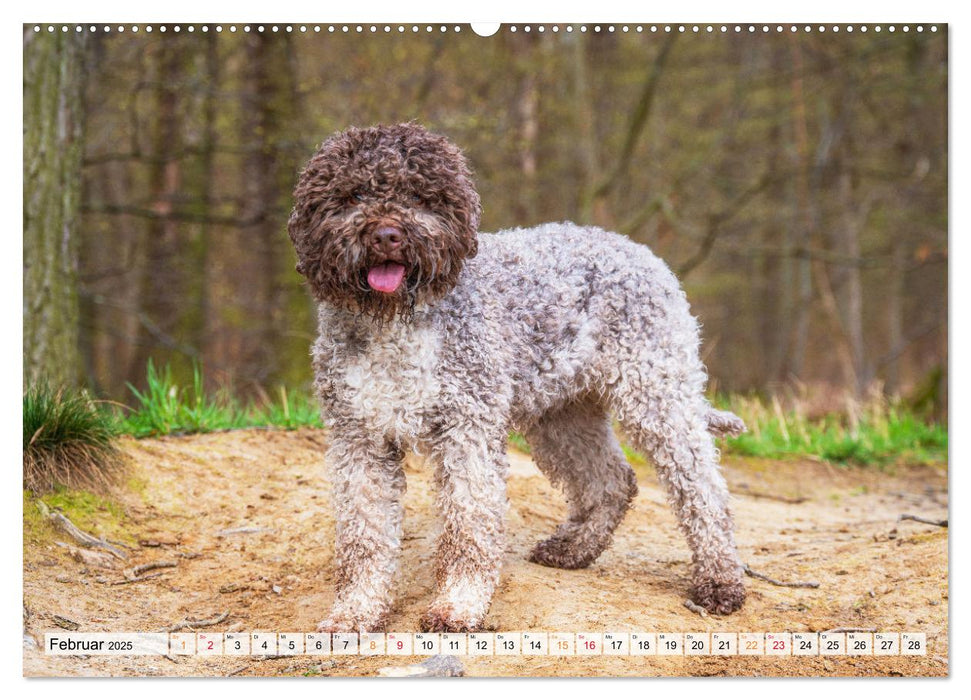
top-left (367, 262), bottom-right (407, 293)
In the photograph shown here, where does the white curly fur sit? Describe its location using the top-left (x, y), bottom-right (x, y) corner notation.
top-left (310, 222), bottom-right (747, 633)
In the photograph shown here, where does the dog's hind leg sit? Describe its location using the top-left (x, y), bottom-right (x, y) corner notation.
top-left (524, 400), bottom-right (638, 570)
top-left (612, 360), bottom-right (746, 614)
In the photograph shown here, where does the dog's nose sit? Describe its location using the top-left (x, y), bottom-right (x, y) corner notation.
top-left (369, 226), bottom-right (403, 255)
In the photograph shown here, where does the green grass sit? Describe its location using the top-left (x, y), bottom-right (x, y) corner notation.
top-left (118, 360), bottom-right (323, 437)
top-left (508, 431), bottom-right (531, 454)
top-left (23, 382), bottom-right (125, 493)
top-left (512, 396), bottom-right (945, 467)
top-left (111, 362), bottom-right (948, 466)
top-left (717, 394), bottom-right (947, 466)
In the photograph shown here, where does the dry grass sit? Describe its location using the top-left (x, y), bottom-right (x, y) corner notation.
top-left (23, 384), bottom-right (126, 493)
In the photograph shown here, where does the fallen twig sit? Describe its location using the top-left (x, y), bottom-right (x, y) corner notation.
top-left (53, 615), bottom-right (80, 631)
top-left (133, 561), bottom-right (177, 577)
top-left (56, 541), bottom-right (118, 569)
top-left (823, 627), bottom-right (876, 634)
top-left (744, 564), bottom-right (820, 589)
top-left (736, 490), bottom-right (808, 505)
top-left (683, 599), bottom-right (708, 618)
top-left (38, 501), bottom-right (127, 560)
top-left (899, 514), bottom-right (948, 528)
top-left (217, 526), bottom-right (274, 537)
top-left (165, 610), bottom-right (231, 633)
top-left (110, 572), bottom-right (163, 585)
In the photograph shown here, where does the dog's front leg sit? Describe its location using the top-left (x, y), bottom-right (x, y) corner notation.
top-left (317, 427), bottom-right (406, 633)
top-left (421, 430), bottom-right (509, 632)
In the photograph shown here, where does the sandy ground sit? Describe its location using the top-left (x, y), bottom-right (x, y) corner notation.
top-left (23, 429), bottom-right (948, 677)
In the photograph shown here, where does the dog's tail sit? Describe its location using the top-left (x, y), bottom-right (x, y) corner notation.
top-left (706, 408), bottom-right (747, 438)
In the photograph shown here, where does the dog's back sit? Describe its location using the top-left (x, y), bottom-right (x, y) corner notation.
top-left (443, 222), bottom-right (700, 425)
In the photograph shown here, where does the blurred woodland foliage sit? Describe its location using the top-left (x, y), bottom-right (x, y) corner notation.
top-left (23, 26), bottom-right (948, 415)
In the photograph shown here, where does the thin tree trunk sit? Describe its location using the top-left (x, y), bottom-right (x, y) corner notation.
top-left (517, 71), bottom-right (538, 222)
top-left (130, 36), bottom-right (186, 382)
top-left (185, 34), bottom-right (218, 374)
top-left (579, 33), bottom-right (676, 223)
top-left (764, 53), bottom-right (791, 385)
top-left (886, 237), bottom-right (905, 393)
top-left (23, 29), bottom-right (87, 388)
top-left (236, 32), bottom-right (304, 390)
top-left (837, 168), bottom-right (867, 396)
top-left (787, 35), bottom-right (813, 380)
top-left (572, 32), bottom-right (598, 223)
top-left (508, 32), bottom-right (539, 223)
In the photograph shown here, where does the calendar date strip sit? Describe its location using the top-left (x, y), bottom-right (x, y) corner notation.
top-left (44, 631), bottom-right (928, 657)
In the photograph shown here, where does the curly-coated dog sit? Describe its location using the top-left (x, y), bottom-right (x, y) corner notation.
top-left (288, 122), bottom-right (747, 633)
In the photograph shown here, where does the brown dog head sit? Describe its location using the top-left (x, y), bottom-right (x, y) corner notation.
top-left (288, 123), bottom-right (481, 320)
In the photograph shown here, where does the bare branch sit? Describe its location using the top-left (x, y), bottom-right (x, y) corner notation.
top-left (82, 202), bottom-right (267, 227)
top-left (580, 32), bottom-right (677, 221)
top-left (678, 173), bottom-right (773, 277)
top-left (165, 611), bottom-right (231, 633)
top-left (744, 564), bottom-right (820, 589)
top-left (899, 514), bottom-right (948, 528)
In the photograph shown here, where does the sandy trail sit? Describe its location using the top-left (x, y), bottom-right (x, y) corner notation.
top-left (23, 429), bottom-right (948, 677)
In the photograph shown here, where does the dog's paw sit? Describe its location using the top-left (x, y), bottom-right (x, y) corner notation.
top-left (690, 579), bottom-right (746, 615)
top-left (419, 605), bottom-right (482, 633)
top-left (528, 537), bottom-right (597, 570)
top-left (316, 617), bottom-right (350, 634)
top-left (317, 611), bottom-right (386, 634)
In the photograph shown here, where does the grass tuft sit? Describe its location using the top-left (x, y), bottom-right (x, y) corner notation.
top-left (512, 394), bottom-right (946, 468)
top-left (122, 360), bottom-right (240, 437)
top-left (718, 393), bottom-right (947, 466)
top-left (119, 361), bottom-right (323, 436)
top-left (23, 382), bottom-right (125, 493)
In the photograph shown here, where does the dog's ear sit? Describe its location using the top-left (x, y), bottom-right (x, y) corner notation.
top-left (455, 185), bottom-right (481, 259)
top-left (416, 127), bottom-right (481, 261)
top-left (286, 207), bottom-right (309, 278)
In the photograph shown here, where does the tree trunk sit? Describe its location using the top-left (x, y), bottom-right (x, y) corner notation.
top-left (572, 32), bottom-right (597, 223)
top-left (836, 168), bottom-right (867, 396)
top-left (183, 33), bottom-right (218, 375)
top-left (129, 36), bottom-right (188, 383)
top-left (886, 237), bottom-right (905, 394)
top-left (235, 32), bottom-right (306, 390)
top-left (787, 35), bottom-right (813, 381)
top-left (517, 71), bottom-right (538, 222)
top-left (23, 29), bottom-right (87, 388)
top-left (507, 32), bottom-right (539, 224)
top-left (579, 33), bottom-right (675, 224)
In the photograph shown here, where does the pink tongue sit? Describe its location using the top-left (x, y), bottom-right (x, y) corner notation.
top-left (367, 262), bottom-right (406, 293)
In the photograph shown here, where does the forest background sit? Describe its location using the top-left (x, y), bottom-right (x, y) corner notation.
top-left (23, 25), bottom-right (948, 423)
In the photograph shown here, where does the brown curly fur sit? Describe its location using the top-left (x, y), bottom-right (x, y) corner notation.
top-left (287, 123), bottom-right (481, 321)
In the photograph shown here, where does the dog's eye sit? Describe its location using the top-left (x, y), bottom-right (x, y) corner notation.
top-left (411, 194), bottom-right (423, 204)
top-left (352, 190), bottom-right (367, 202)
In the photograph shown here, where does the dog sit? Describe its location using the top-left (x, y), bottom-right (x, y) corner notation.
top-left (287, 122), bottom-right (747, 633)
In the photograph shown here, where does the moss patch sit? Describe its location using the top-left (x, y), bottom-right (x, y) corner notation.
top-left (35, 487), bottom-right (135, 545)
top-left (23, 491), bottom-right (56, 548)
